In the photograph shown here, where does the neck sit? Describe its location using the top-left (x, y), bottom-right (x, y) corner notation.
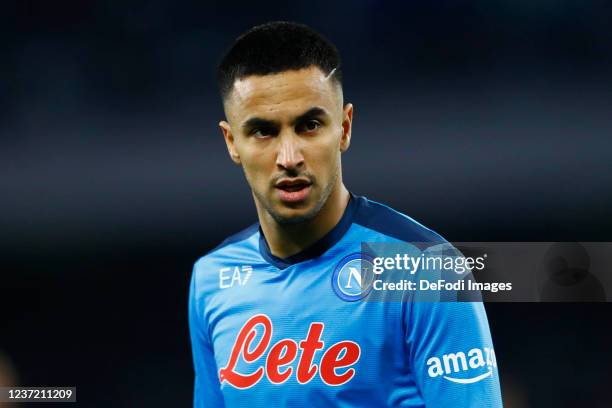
top-left (257, 183), bottom-right (350, 259)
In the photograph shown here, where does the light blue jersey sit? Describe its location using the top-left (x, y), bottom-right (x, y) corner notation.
top-left (189, 194), bottom-right (502, 407)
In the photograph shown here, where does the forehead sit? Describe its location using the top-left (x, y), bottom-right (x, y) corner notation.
top-left (225, 67), bottom-right (341, 122)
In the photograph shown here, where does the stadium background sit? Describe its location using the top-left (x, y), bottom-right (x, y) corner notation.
top-left (2, 1), bottom-right (611, 406)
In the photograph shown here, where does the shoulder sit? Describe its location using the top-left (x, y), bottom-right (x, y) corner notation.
top-left (352, 195), bottom-right (447, 245)
top-left (198, 222), bottom-right (260, 260)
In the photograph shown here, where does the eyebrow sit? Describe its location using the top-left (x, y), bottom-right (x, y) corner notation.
top-left (241, 107), bottom-right (330, 131)
top-left (242, 117), bottom-right (277, 131)
top-left (295, 107), bottom-right (329, 123)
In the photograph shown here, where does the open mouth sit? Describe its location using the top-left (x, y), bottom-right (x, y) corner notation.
top-left (275, 179), bottom-right (312, 203)
top-left (277, 182), bottom-right (310, 192)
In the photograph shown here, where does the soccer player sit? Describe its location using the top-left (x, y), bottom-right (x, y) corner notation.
top-left (189, 22), bottom-right (502, 407)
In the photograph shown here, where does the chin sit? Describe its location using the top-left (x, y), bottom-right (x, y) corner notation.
top-left (270, 205), bottom-right (319, 225)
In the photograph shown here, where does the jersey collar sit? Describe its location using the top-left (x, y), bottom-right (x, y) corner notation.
top-left (258, 193), bottom-right (358, 270)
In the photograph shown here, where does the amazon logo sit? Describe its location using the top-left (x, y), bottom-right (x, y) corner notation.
top-left (426, 347), bottom-right (497, 384)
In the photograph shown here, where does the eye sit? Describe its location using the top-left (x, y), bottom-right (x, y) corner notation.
top-left (298, 120), bottom-right (321, 134)
top-left (250, 127), bottom-right (275, 138)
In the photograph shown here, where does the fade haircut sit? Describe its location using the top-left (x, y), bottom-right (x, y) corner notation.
top-left (218, 21), bottom-right (342, 101)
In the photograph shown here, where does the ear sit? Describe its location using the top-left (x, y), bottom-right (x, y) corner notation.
top-left (219, 120), bottom-right (241, 165)
top-left (340, 103), bottom-right (353, 152)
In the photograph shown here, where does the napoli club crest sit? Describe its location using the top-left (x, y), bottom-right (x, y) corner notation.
top-left (332, 253), bottom-right (375, 301)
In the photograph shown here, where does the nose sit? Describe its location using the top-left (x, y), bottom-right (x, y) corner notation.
top-left (276, 132), bottom-right (304, 171)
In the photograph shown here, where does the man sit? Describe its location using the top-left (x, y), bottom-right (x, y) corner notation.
top-left (189, 21), bottom-right (502, 407)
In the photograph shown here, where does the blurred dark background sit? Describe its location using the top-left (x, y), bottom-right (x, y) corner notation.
top-left (1, 1), bottom-right (611, 406)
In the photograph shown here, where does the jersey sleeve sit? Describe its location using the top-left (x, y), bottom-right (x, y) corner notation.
top-left (188, 265), bottom-right (225, 408)
top-left (404, 244), bottom-right (503, 407)
top-left (405, 301), bottom-right (503, 407)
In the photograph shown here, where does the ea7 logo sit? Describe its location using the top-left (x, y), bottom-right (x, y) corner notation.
top-left (219, 266), bottom-right (253, 289)
top-left (426, 347), bottom-right (497, 384)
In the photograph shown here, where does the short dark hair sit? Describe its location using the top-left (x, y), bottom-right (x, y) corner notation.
top-left (218, 21), bottom-right (342, 101)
